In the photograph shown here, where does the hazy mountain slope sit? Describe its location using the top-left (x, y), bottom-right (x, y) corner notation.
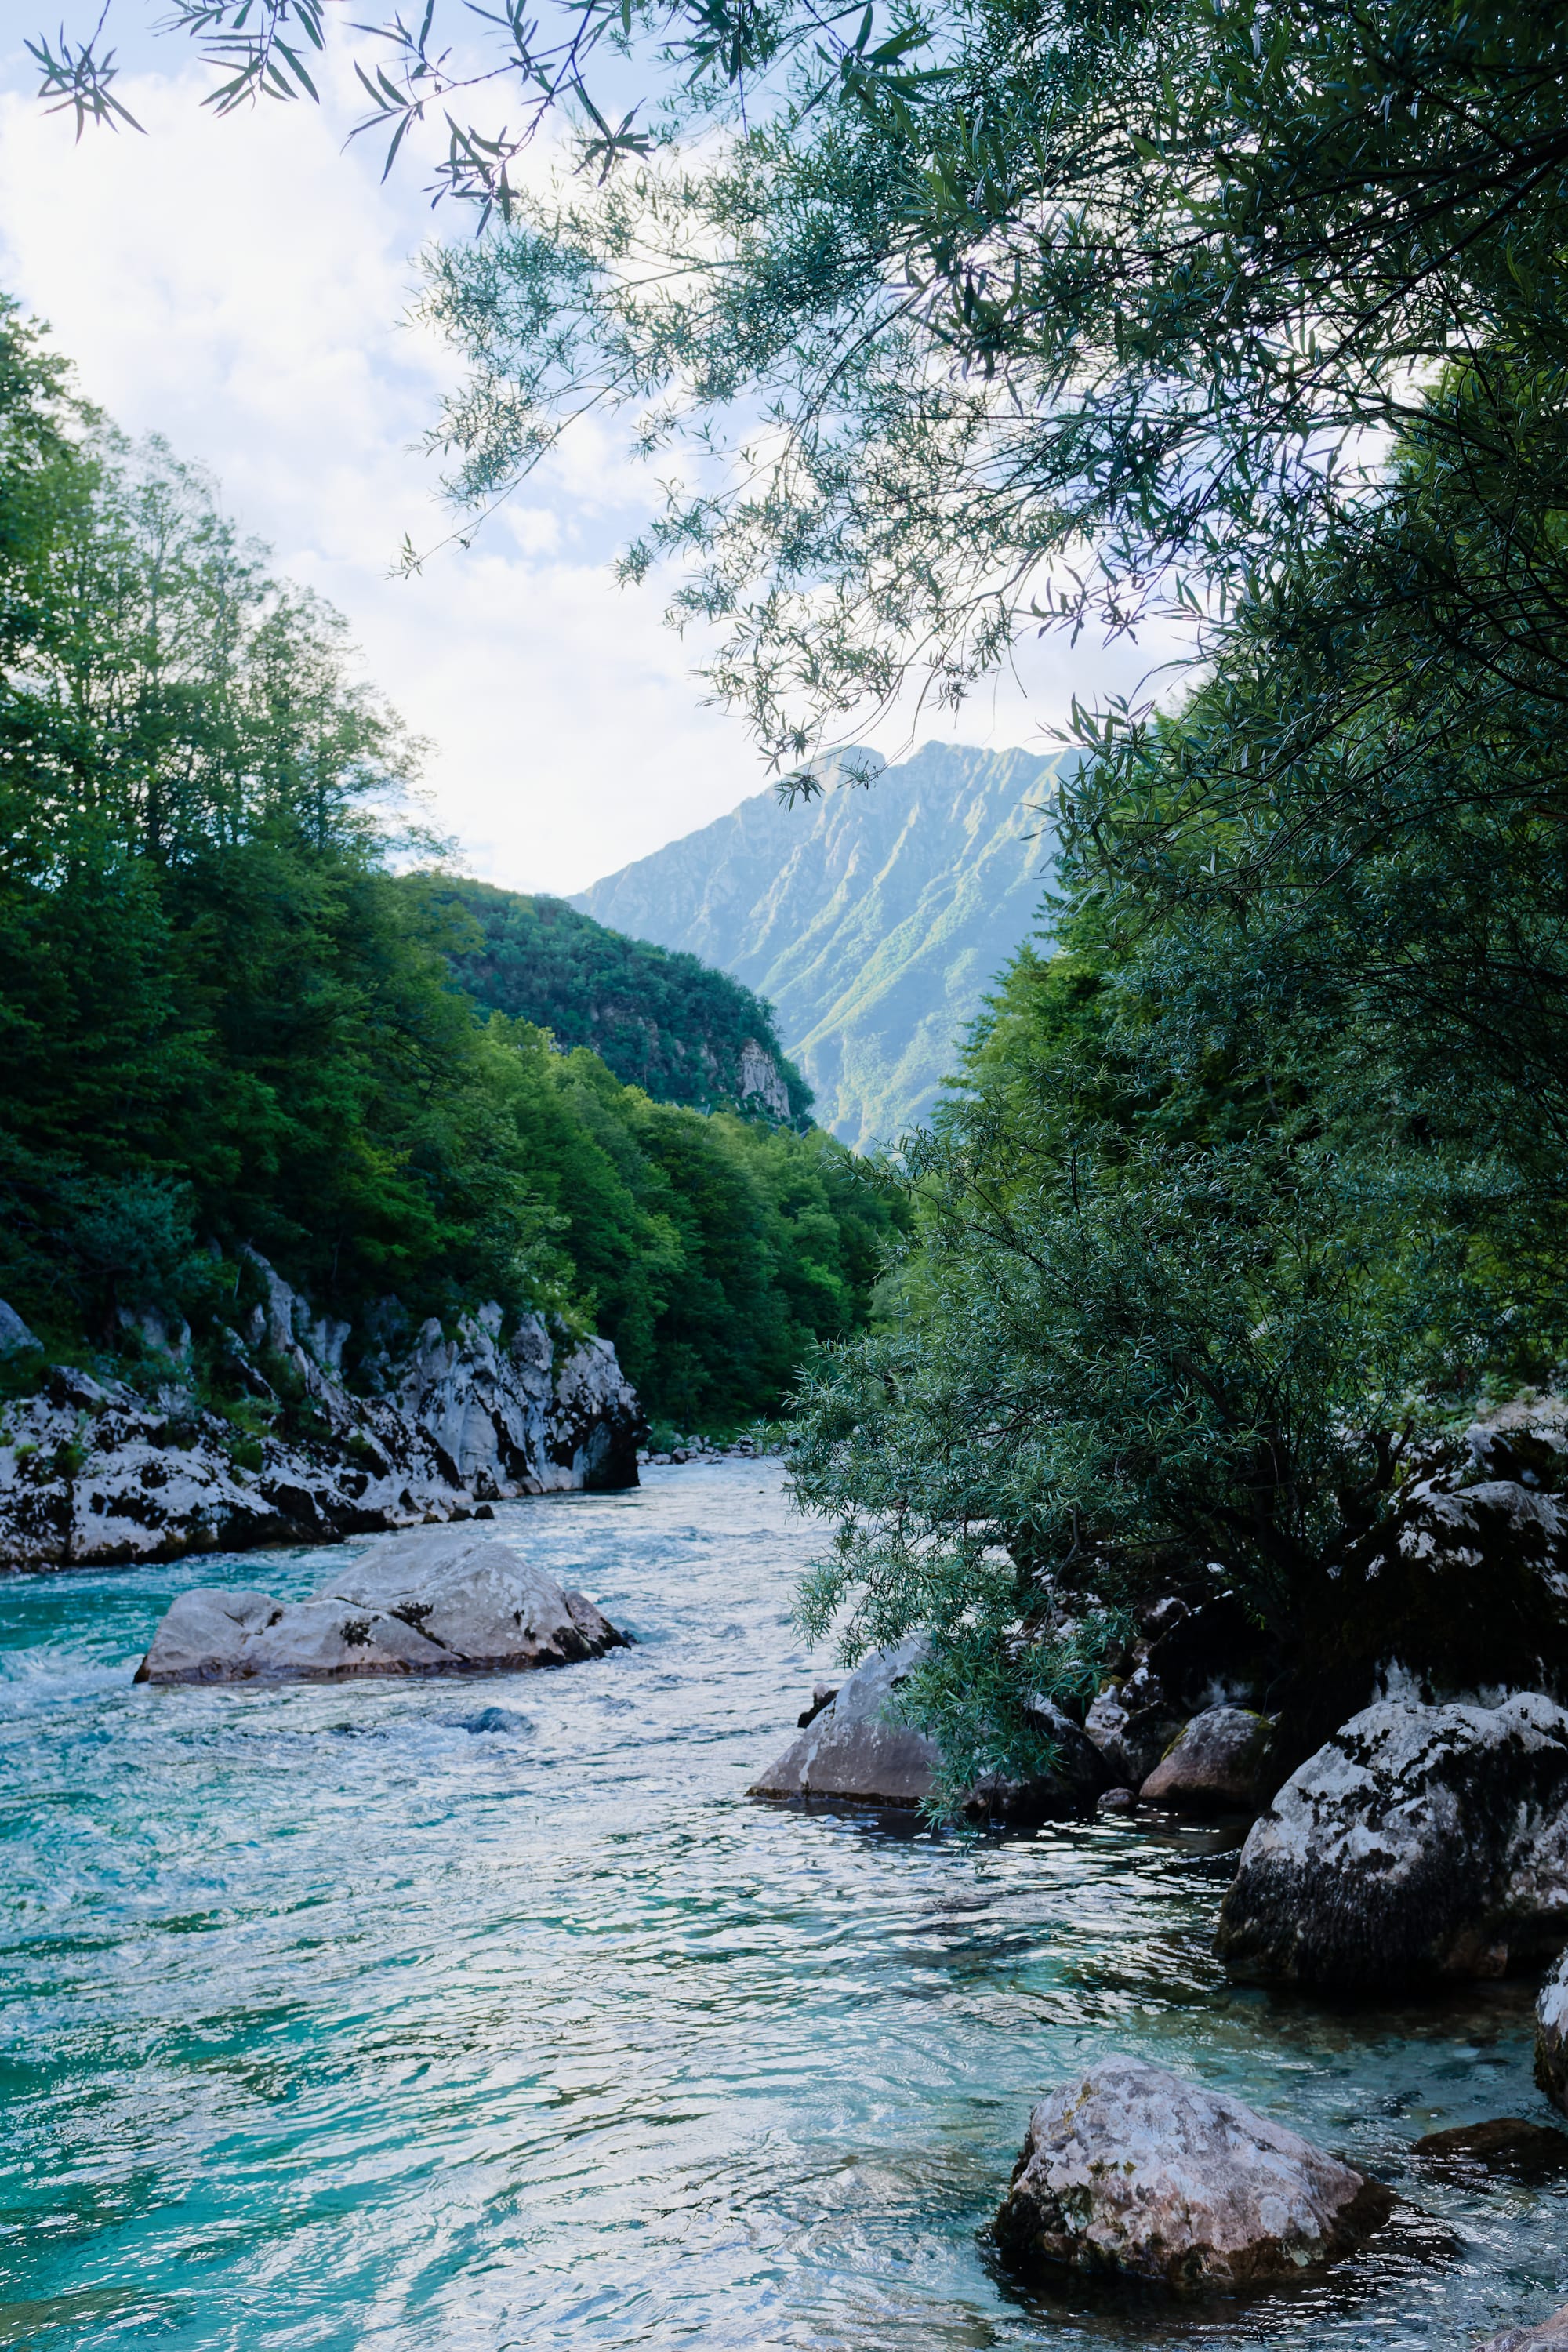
top-left (572, 742), bottom-right (1063, 1148)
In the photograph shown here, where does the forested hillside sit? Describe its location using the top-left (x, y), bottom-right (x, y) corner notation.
top-left (575, 744), bottom-right (1062, 1148)
top-left (424, 877), bottom-right (811, 1123)
top-left (416, 0), bottom-right (1568, 1784)
top-left (0, 300), bottom-right (901, 1429)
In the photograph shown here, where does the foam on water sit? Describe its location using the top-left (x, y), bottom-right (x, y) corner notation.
top-left (2, 1460), bottom-right (1566, 2349)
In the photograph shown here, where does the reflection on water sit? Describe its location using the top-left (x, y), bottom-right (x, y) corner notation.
top-left (1, 1460), bottom-right (1565, 2349)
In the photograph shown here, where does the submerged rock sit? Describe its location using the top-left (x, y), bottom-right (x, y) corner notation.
top-left (1138, 1704), bottom-right (1274, 1813)
top-left (135, 1527), bottom-right (627, 1685)
top-left (1479, 2309), bottom-right (1568, 2352)
top-left (1411, 2117), bottom-right (1568, 2178)
top-left (749, 1639), bottom-right (1111, 1819)
top-left (1538, 1948), bottom-right (1568, 2114)
top-left (992, 2054), bottom-right (1392, 2291)
top-left (0, 1265), bottom-right (642, 1572)
top-left (1216, 1695), bottom-right (1568, 1989)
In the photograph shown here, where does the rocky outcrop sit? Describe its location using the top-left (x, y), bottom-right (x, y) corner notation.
top-left (135, 1526), bottom-right (627, 1683)
top-left (992, 2055), bottom-right (1392, 2291)
top-left (749, 1637), bottom-right (1112, 1820)
top-left (1537, 1948), bottom-right (1568, 2114)
top-left (1084, 1675), bottom-right (1179, 1790)
top-left (1138, 1705), bottom-right (1275, 1813)
top-left (1216, 1695), bottom-right (1568, 1989)
top-left (0, 1265), bottom-right (642, 1571)
top-left (1478, 2310), bottom-right (1568, 2352)
top-left (1287, 1465), bottom-right (1568, 1756)
top-left (1083, 1589), bottom-right (1280, 1789)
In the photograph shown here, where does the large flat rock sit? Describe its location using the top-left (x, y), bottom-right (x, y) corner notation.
top-left (1216, 1694), bottom-right (1568, 1988)
top-left (136, 1528), bottom-right (626, 1685)
top-left (993, 2054), bottom-right (1392, 2290)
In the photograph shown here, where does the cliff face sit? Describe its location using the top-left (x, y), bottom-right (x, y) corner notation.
top-left (0, 1262), bottom-right (642, 1572)
top-left (572, 742), bottom-right (1065, 1150)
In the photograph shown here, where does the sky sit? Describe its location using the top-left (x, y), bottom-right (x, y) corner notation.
top-left (0, 29), bottom-right (1178, 897)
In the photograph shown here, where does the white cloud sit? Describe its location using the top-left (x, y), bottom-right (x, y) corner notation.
top-left (0, 53), bottom-right (1188, 893)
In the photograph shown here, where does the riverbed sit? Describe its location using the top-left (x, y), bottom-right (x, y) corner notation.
top-left (2, 1458), bottom-right (1564, 2349)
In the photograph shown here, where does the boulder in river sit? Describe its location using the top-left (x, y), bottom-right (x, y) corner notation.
top-left (1215, 1694), bottom-right (1568, 1989)
top-left (135, 1527), bottom-right (627, 1684)
top-left (750, 1637), bottom-right (941, 1807)
top-left (750, 1638), bottom-right (1111, 1819)
top-left (1478, 2309), bottom-right (1568, 2352)
top-left (992, 2053), bottom-right (1392, 2291)
top-left (1538, 1947), bottom-right (1568, 2114)
top-left (1138, 1704), bottom-right (1274, 1813)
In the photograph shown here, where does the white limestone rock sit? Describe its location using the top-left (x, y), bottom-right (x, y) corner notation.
top-left (135, 1588), bottom-right (449, 1683)
top-left (322, 1526), bottom-right (622, 1669)
top-left (1217, 1694), bottom-right (1568, 1988)
top-left (1083, 1675), bottom-right (1178, 1788)
top-left (0, 1300), bottom-right (40, 1356)
top-left (1139, 1704), bottom-right (1275, 1813)
top-left (0, 1259), bottom-right (643, 1571)
top-left (135, 1527), bottom-right (627, 1684)
top-left (1468, 1393), bottom-right (1568, 1488)
top-left (1537, 1947), bottom-right (1568, 2115)
top-left (993, 2054), bottom-right (1392, 2290)
top-left (1345, 1473), bottom-right (1568, 1708)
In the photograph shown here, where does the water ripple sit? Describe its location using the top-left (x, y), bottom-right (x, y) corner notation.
top-left (2, 1462), bottom-right (1565, 2349)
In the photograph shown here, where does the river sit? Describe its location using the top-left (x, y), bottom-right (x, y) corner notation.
top-left (1, 1458), bottom-right (1563, 2349)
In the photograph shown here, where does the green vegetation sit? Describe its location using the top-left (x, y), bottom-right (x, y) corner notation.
top-left (389, 0), bottom-right (1568, 1781)
top-left (32, 0), bottom-right (1568, 1780)
top-left (0, 299), bottom-right (902, 1427)
top-left (423, 876), bottom-right (811, 1120)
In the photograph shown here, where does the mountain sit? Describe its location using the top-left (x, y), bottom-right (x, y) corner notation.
top-left (572, 742), bottom-right (1064, 1149)
top-left (417, 878), bottom-right (811, 1122)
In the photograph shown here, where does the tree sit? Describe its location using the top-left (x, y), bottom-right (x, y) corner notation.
top-left (29, 6), bottom-right (1566, 750)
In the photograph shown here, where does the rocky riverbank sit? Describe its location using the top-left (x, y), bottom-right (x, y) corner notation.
top-left (0, 1259), bottom-right (641, 1571)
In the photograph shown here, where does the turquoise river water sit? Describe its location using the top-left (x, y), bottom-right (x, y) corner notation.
top-left (2, 1458), bottom-right (1566, 2350)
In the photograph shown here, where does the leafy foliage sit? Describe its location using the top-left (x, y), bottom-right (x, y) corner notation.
top-left (421, 875), bottom-right (812, 1120)
top-left (412, 0), bottom-right (1568, 760)
top-left (0, 298), bottom-right (902, 1423)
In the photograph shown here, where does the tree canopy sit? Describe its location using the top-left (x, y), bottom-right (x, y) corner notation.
top-left (423, 876), bottom-right (812, 1120)
top-left (0, 298), bottom-right (902, 1428)
top-left (40, 3), bottom-right (1568, 759)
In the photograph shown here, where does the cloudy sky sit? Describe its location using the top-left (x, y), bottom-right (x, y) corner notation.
top-left (0, 29), bottom-right (1171, 895)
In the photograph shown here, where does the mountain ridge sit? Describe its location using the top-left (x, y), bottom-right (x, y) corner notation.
top-left (572, 742), bottom-right (1065, 1148)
